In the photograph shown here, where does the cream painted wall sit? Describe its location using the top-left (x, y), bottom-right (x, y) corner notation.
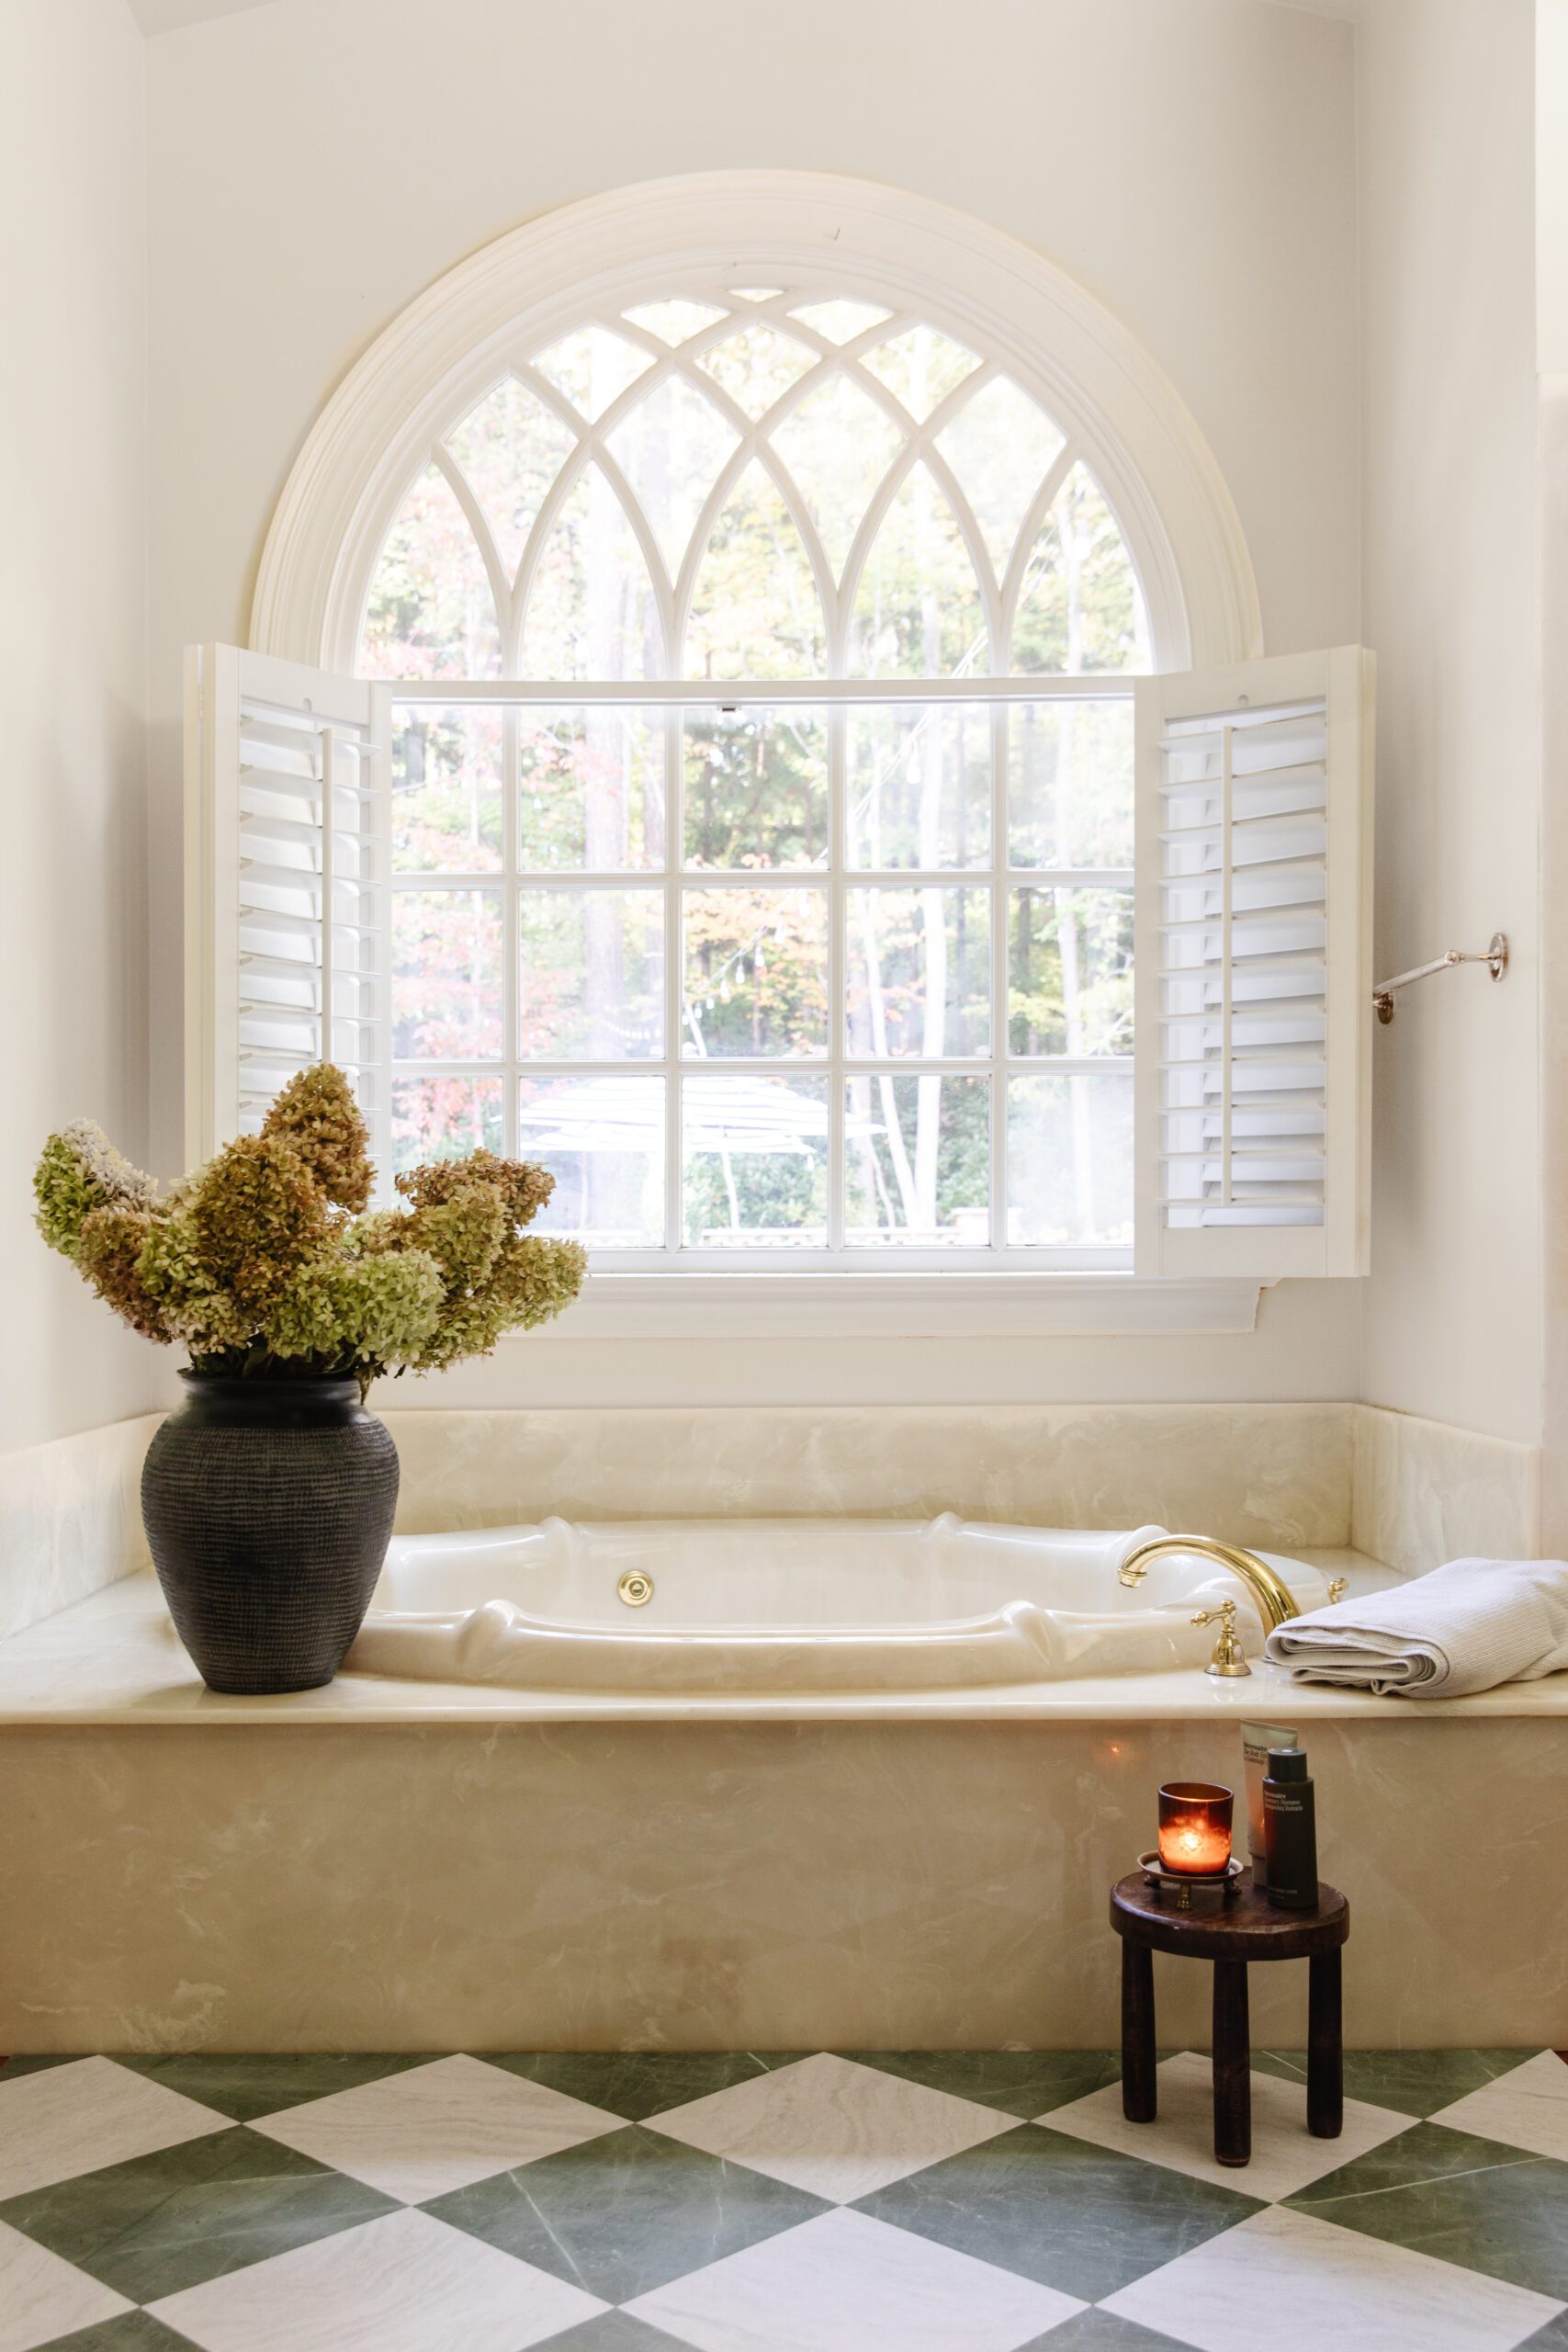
top-left (139, 0), bottom-right (1362, 1408)
top-left (1356, 0), bottom-right (1543, 1443)
top-left (0, 0), bottom-right (154, 1449)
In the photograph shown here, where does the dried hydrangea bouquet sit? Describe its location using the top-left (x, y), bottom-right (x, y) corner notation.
top-left (35, 1067), bottom-right (584, 1693)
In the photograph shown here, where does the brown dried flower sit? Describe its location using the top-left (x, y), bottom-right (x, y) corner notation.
top-left (263, 1065), bottom-right (373, 1213)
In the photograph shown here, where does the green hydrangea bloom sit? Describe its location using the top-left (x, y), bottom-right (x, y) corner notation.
top-left (34, 1123), bottom-right (159, 1261)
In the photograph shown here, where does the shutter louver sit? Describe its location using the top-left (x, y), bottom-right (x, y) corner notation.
top-left (186, 646), bottom-right (390, 1175)
top-left (1134, 648), bottom-right (1373, 1279)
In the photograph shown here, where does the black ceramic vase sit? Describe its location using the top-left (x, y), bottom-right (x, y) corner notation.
top-left (141, 1372), bottom-right (399, 1695)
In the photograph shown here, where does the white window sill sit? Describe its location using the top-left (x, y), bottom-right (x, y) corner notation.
top-left (518, 1272), bottom-right (1268, 1341)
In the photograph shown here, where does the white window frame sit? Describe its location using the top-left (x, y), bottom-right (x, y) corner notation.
top-left (232, 172), bottom-right (1286, 1336)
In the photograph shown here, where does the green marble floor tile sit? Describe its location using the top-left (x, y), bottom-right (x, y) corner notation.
top-left (425, 2122), bottom-right (828, 2301)
top-left (843, 2050), bottom-right (1122, 2117)
top-left (854, 2121), bottom-right (1260, 2303)
top-left (32, 2313), bottom-right (196, 2351)
top-left (0, 2054), bottom-right (82, 2076)
top-left (1288, 2118), bottom-right (1568, 2301)
top-left (528, 2313), bottom-right (700, 2350)
top-left (1254, 2046), bottom-right (1540, 2118)
top-left (0, 2123), bottom-right (395, 2303)
top-left (1026, 2312), bottom-right (1201, 2350)
top-left (110, 2052), bottom-right (431, 2123)
top-left (479, 2051), bottom-right (806, 2121)
top-left (1517, 2314), bottom-right (1568, 2350)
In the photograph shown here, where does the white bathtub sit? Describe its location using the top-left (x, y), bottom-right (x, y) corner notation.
top-left (346, 1518), bottom-right (1333, 1693)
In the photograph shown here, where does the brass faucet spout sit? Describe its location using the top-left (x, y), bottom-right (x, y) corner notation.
top-left (1117, 1534), bottom-right (1301, 1633)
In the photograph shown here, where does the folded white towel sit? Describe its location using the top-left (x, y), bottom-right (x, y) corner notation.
top-left (1263, 1557), bottom-right (1568, 1695)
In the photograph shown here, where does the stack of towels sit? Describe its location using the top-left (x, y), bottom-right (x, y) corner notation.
top-left (1264, 1557), bottom-right (1568, 1695)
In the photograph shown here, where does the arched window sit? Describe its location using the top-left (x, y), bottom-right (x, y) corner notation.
top-left (350, 270), bottom-right (1156, 1261)
top-left (218, 177), bottom-right (1367, 1294)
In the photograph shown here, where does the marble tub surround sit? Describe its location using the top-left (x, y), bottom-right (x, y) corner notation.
top-left (3, 2048), bottom-right (1568, 2352)
top-left (0, 1412), bottom-right (158, 1640)
top-left (1352, 1404), bottom-right (1541, 1574)
top-left (380, 1402), bottom-right (1358, 1551)
top-left (5, 1703), bottom-right (1567, 2052)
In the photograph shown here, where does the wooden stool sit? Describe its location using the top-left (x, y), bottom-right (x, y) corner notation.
top-left (1110, 1872), bottom-right (1349, 2167)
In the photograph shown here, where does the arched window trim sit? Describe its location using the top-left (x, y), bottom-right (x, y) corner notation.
top-left (229, 174), bottom-right (1321, 1340)
top-left (252, 171), bottom-right (1261, 675)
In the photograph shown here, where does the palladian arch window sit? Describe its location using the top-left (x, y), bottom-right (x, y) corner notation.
top-left (356, 288), bottom-right (1151, 1263)
top-left (194, 180), bottom-right (1373, 1290)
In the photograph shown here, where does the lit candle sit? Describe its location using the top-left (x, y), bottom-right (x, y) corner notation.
top-left (1157, 1781), bottom-right (1234, 1875)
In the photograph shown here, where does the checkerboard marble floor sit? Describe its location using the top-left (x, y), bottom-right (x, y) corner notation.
top-left (4, 2046), bottom-right (1568, 2351)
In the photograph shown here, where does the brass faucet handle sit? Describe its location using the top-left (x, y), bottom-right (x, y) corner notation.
top-left (1190, 1596), bottom-right (1251, 1679)
top-left (1327, 1577), bottom-right (1348, 1605)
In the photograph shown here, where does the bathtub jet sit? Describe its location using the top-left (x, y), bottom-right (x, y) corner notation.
top-left (344, 1519), bottom-right (1332, 1694)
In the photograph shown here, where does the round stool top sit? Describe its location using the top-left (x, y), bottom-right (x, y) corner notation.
top-left (1111, 1872), bottom-right (1348, 1962)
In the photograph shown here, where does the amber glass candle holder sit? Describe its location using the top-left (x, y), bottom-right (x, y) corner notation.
top-left (1157, 1781), bottom-right (1235, 1876)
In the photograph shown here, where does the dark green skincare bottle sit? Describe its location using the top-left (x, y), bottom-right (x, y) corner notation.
top-left (1262, 1747), bottom-right (1319, 1910)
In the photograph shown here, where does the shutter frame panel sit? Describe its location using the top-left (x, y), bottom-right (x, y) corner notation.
top-left (1134, 646), bottom-right (1373, 1279)
top-left (185, 644), bottom-right (390, 1176)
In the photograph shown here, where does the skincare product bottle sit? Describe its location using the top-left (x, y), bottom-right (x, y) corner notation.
top-left (1262, 1746), bottom-right (1318, 1911)
top-left (1242, 1721), bottom-right (1299, 1886)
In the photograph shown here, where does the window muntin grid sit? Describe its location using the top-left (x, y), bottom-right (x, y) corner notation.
top-left (363, 285), bottom-right (1149, 1265)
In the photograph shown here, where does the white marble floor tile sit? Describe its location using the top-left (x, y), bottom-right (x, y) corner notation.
top-left (1428, 2051), bottom-right (1568, 2161)
top-left (0, 2056), bottom-right (230, 2201)
top-left (646, 2051), bottom-right (1017, 2203)
top-left (0, 2218), bottom-right (131, 2352)
top-left (148, 2206), bottom-right (605, 2352)
top-left (1043, 2051), bottom-right (1411, 2201)
top-left (626, 2205), bottom-right (1083, 2351)
top-left (1102, 2206), bottom-right (1563, 2352)
top-left (248, 2052), bottom-right (624, 2203)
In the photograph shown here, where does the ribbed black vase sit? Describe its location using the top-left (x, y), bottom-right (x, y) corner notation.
top-left (141, 1372), bottom-right (399, 1695)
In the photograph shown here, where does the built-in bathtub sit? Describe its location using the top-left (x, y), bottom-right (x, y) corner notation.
top-left (350, 1520), bottom-right (1335, 1692)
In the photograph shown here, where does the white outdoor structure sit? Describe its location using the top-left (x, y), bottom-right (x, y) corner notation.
top-left (186, 174), bottom-right (1371, 1295)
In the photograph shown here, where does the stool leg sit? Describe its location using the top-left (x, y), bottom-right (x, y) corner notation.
top-left (1308, 1949), bottom-right (1344, 2138)
top-left (1121, 1941), bottom-right (1156, 2122)
top-left (1212, 1960), bottom-right (1251, 2166)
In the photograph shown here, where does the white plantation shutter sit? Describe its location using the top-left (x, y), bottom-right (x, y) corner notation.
top-left (184, 645), bottom-right (390, 1171)
top-left (1134, 648), bottom-right (1374, 1279)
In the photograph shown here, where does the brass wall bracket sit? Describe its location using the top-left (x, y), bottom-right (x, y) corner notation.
top-left (1373, 933), bottom-right (1507, 1024)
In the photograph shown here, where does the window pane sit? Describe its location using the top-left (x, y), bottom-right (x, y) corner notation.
top-left (606, 376), bottom-right (740, 578)
top-left (861, 326), bottom-right (980, 423)
top-left (392, 706), bottom-right (502, 875)
top-left (1010, 460), bottom-right (1151, 675)
top-left (523, 464), bottom-right (660, 680)
top-left (532, 325), bottom-right (653, 423)
top-left (845, 1074), bottom-right (989, 1246)
top-left (392, 889), bottom-right (502, 1058)
top-left (935, 377), bottom-right (1065, 582)
top-left (845, 887), bottom-right (991, 1058)
top-left (696, 325), bottom-right (816, 420)
top-left (685, 460), bottom-right (827, 678)
top-left (682, 708), bottom-right (829, 870)
top-left (518, 709), bottom-right (665, 871)
top-left (622, 300), bottom-right (729, 346)
top-left (846, 706), bottom-right (990, 871)
top-left (390, 1077), bottom-right (503, 1176)
top-left (519, 888), bottom-right (664, 1059)
top-left (1007, 1072), bottom-right (1133, 1245)
top-left (1008, 888), bottom-right (1134, 1057)
top-left (444, 378), bottom-right (575, 582)
top-left (682, 1074), bottom-right (829, 1247)
top-left (787, 300), bottom-right (892, 345)
top-left (847, 461), bottom-right (987, 677)
top-left (517, 1074), bottom-right (664, 1247)
top-left (682, 887), bottom-right (829, 1057)
top-left (1008, 700), bottom-right (1134, 869)
top-left (771, 375), bottom-right (904, 582)
top-left (360, 463), bottom-right (501, 680)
